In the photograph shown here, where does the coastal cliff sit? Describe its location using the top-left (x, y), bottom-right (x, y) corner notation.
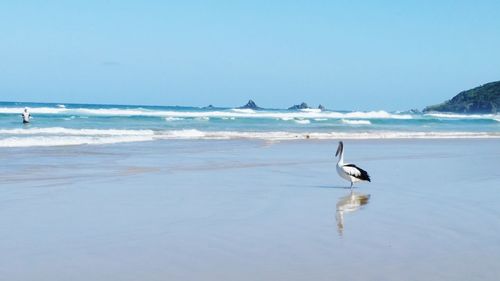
top-left (424, 81), bottom-right (500, 113)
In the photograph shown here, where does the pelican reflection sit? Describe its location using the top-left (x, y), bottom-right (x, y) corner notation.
top-left (336, 191), bottom-right (370, 235)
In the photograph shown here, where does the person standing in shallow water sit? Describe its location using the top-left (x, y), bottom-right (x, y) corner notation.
top-left (22, 108), bottom-right (31, 124)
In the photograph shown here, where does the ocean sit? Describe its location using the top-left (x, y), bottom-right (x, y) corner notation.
top-left (0, 101), bottom-right (499, 147)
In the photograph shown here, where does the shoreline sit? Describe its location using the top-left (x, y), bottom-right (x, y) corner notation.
top-left (1, 130), bottom-right (500, 148)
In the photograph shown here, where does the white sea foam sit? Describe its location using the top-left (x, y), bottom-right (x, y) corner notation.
top-left (301, 108), bottom-right (322, 113)
top-left (294, 119), bottom-right (311, 124)
top-left (0, 107), bottom-right (413, 120)
top-left (0, 136), bottom-right (153, 147)
top-left (165, 117), bottom-right (184, 121)
top-left (0, 127), bottom-right (155, 136)
top-left (159, 129), bottom-right (207, 139)
top-left (152, 130), bottom-right (500, 141)
top-left (4, 106), bottom-right (500, 121)
top-left (0, 107), bottom-right (65, 114)
top-left (1, 128), bottom-right (499, 147)
top-left (0, 127), bottom-right (155, 147)
top-left (341, 119), bottom-right (372, 125)
top-left (231, 108), bottom-right (256, 114)
top-left (425, 113), bottom-right (500, 119)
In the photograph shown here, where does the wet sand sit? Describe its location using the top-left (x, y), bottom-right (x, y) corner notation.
top-left (0, 139), bottom-right (499, 280)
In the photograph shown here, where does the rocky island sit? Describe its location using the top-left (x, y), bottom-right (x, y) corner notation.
top-left (239, 100), bottom-right (260, 110)
top-left (288, 102), bottom-right (310, 110)
top-left (424, 81), bottom-right (500, 114)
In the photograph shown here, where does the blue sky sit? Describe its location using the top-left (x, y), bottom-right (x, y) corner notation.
top-left (1, 1), bottom-right (499, 110)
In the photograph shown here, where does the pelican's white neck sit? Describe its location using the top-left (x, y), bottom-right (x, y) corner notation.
top-left (337, 146), bottom-right (344, 165)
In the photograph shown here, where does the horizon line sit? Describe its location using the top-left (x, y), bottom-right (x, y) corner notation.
top-left (0, 100), bottom-right (419, 112)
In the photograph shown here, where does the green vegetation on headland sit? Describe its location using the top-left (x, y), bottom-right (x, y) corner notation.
top-left (424, 81), bottom-right (500, 113)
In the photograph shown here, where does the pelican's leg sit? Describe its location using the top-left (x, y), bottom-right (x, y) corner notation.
top-left (350, 182), bottom-right (353, 190)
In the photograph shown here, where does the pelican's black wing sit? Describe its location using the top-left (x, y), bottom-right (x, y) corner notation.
top-left (343, 164), bottom-right (371, 182)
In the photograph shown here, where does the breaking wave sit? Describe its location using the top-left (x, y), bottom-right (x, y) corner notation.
top-left (294, 119), bottom-right (311, 124)
top-left (0, 127), bottom-right (155, 136)
top-left (300, 108), bottom-right (322, 113)
top-left (231, 108), bottom-right (256, 114)
top-left (341, 119), bottom-right (372, 125)
top-left (0, 107), bottom-right (413, 120)
top-left (165, 117), bottom-right (184, 121)
top-left (424, 113), bottom-right (500, 120)
top-left (1, 127), bottom-right (499, 147)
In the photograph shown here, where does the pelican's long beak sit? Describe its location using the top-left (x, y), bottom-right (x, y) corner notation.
top-left (335, 141), bottom-right (343, 157)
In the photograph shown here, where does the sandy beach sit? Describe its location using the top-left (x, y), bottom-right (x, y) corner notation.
top-left (0, 139), bottom-right (499, 280)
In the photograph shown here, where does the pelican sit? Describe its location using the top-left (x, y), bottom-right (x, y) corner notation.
top-left (335, 141), bottom-right (371, 189)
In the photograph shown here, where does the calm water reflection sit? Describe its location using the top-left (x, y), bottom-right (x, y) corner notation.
top-left (336, 191), bottom-right (370, 235)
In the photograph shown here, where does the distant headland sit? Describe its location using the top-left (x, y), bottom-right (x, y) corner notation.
top-left (424, 81), bottom-right (500, 114)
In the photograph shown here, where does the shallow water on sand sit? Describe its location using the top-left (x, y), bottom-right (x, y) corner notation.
top-left (0, 139), bottom-right (499, 281)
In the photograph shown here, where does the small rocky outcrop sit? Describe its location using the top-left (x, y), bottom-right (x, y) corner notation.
top-left (239, 100), bottom-right (260, 109)
top-left (318, 104), bottom-right (326, 110)
top-left (288, 102), bottom-right (309, 110)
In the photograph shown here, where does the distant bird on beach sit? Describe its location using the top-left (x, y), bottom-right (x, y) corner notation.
top-left (335, 141), bottom-right (371, 189)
